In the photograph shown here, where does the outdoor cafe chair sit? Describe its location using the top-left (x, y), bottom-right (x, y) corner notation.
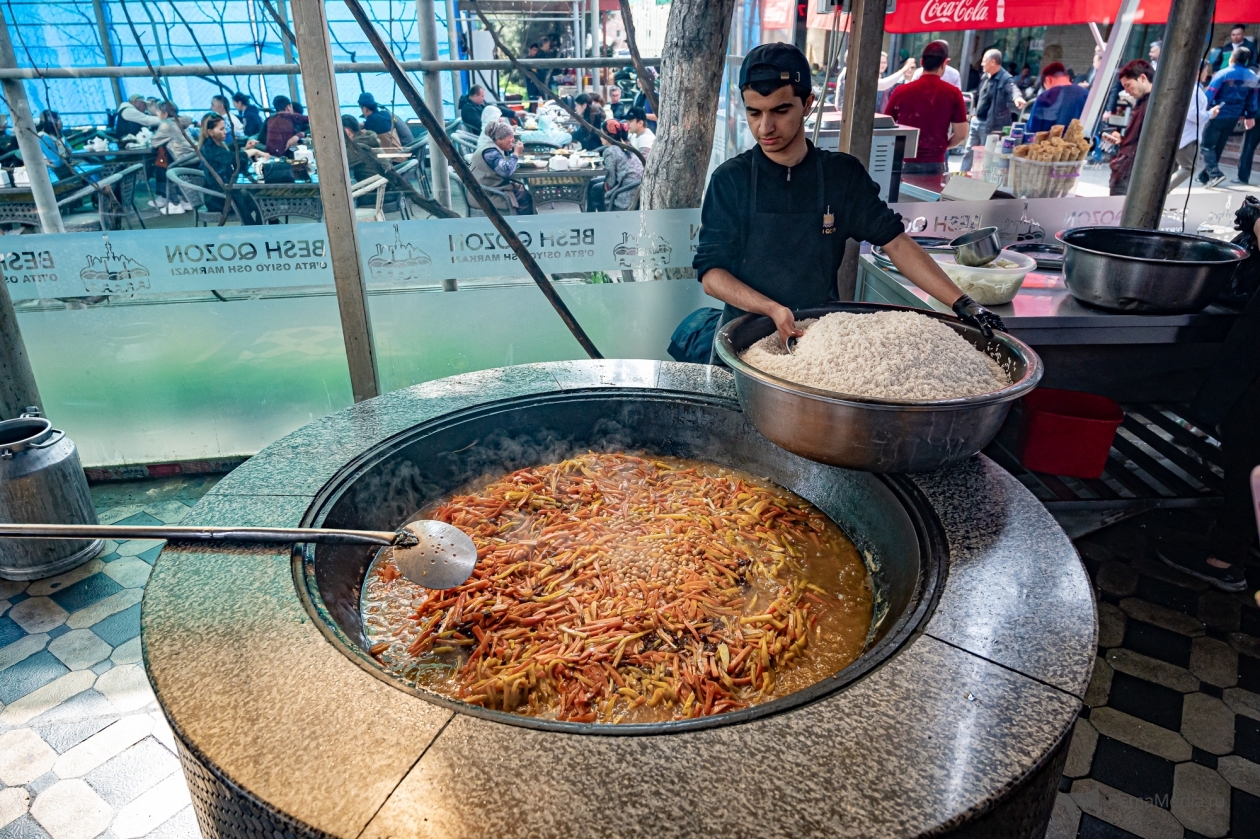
top-left (603, 181), bottom-right (641, 212)
top-left (55, 163), bottom-right (146, 232)
top-left (166, 167), bottom-right (241, 227)
top-left (455, 173), bottom-right (517, 217)
top-left (98, 162), bottom-right (146, 229)
top-left (384, 158), bottom-right (420, 219)
top-left (350, 174), bottom-right (389, 223)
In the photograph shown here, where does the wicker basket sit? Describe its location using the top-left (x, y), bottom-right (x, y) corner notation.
top-left (1009, 157), bottom-right (1084, 198)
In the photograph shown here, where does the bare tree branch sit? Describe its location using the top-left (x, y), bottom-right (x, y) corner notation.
top-left (618, 0), bottom-right (657, 115)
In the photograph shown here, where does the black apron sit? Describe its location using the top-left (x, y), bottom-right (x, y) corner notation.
top-left (710, 152), bottom-right (834, 363)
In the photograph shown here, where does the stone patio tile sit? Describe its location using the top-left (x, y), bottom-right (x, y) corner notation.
top-left (1098, 601), bottom-right (1126, 648)
top-left (1181, 692), bottom-right (1236, 755)
top-left (1064, 718), bottom-right (1099, 777)
top-left (1190, 636), bottom-right (1239, 689)
top-left (0, 634), bottom-right (49, 673)
top-left (110, 770), bottom-right (191, 839)
top-left (1225, 687), bottom-right (1260, 722)
top-left (0, 787), bottom-right (31, 830)
top-left (1231, 631), bottom-right (1260, 659)
top-left (1085, 655), bottom-right (1114, 707)
top-left (149, 712), bottom-right (177, 756)
top-left (0, 599), bottom-right (8, 617)
top-left (145, 806), bottom-right (199, 839)
top-left (110, 637), bottom-right (141, 666)
top-left (26, 561), bottom-right (105, 598)
top-left (0, 652), bottom-right (70, 705)
top-left (1131, 556), bottom-right (1210, 591)
top-left (47, 630), bottom-right (111, 671)
top-left (1198, 591), bottom-right (1242, 633)
top-left (1069, 778), bottom-right (1184, 839)
top-left (1097, 561), bottom-right (1139, 597)
top-left (1171, 762), bottom-right (1231, 837)
top-left (47, 578), bottom-right (119, 625)
top-left (84, 737), bottom-right (179, 808)
top-left (0, 579), bottom-right (27, 600)
top-left (0, 729), bottom-right (57, 786)
top-left (1045, 792), bottom-right (1081, 839)
top-left (1090, 706), bottom-right (1193, 762)
top-left (95, 505), bottom-right (144, 525)
top-left (114, 539), bottom-right (165, 559)
top-left (1, 814), bottom-right (52, 839)
top-left (1217, 755), bottom-right (1260, 797)
top-left (30, 779), bottom-right (112, 839)
top-left (0, 615), bottom-right (25, 648)
top-left (100, 558), bottom-right (152, 590)
top-left (90, 604), bottom-right (140, 648)
top-left (63, 588), bottom-right (143, 630)
top-left (142, 501), bottom-right (192, 525)
top-left (1120, 598), bottom-right (1205, 637)
top-left (0, 671), bottom-right (96, 727)
top-left (31, 690), bottom-right (116, 754)
top-left (53, 714), bottom-right (154, 779)
top-left (7, 598), bottom-right (68, 635)
top-left (1106, 648), bottom-right (1199, 693)
top-left (94, 664), bottom-right (156, 714)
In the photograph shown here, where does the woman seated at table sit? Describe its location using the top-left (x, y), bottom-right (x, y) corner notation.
top-left (151, 102), bottom-right (198, 214)
top-left (600, 120), bottom-right (643, 211)
top-left (469, 119), bottom-right (535, 215)
top-left (198, 113), bottom-right (264, 225)
top-left (35, 110), bottom-right (74, 180)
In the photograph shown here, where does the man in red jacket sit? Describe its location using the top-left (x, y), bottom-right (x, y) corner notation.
top-left (885, 40), bottom-right (968, 176)
top-left (1104, 59), bottom-right (1154, 196)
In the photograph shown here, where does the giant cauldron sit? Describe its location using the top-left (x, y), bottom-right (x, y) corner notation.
top-left (142, 361), bottom-right (1097, 838)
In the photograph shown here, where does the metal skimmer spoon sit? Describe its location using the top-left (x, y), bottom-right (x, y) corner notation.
top-left (0, 521), bottom-right (478, 590)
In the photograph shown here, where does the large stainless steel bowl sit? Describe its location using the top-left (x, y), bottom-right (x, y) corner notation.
top-left (1058, 226), bottom-right (1248, 314)
top-left (714, 303), bottom-right (1043, 473)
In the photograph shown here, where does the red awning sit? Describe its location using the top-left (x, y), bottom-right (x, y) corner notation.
top-left (884, 0), bottom-right (1123, 33)
top-left (1135, 0), bottom-right (1260, 24)
top-left (762, 0), bottom-right (795, 30)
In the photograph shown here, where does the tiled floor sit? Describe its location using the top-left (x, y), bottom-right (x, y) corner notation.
top-left (1048, 509), bottom-right (1260, 839)
top-left (0, 476), bottom-right (217, 839)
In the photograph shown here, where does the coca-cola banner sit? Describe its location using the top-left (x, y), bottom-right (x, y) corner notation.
top-left (1135, 0), bottom-right (1258, 24)
top-left (885, 0), bottom-right (1121, 33)
top-left (761, 0), bottom-right (795, 30)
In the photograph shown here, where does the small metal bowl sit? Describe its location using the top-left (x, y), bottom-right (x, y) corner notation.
top-left (950, 226), bottom-right (1003, 267)
top-left (714, 303), bottom-right (1043, 473)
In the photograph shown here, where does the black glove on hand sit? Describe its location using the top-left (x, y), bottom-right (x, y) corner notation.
top-left (951, 294), bottom-right (1006, 338)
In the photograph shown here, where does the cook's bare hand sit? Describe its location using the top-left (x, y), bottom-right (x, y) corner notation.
top-left (770, 305), bottom-right (804, 347)
top-left (1104, 131), bottom-right (1122, 145)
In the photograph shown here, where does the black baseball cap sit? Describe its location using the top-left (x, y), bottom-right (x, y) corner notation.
top-left (739, 43), bottom-right (811, 89)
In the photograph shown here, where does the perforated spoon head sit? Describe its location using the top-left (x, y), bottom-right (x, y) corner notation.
top-left (392, 520), bottom-right (478, 589)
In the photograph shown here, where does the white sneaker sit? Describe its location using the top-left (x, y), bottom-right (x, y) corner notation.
top-left (160, 203), bottom-right (186, 215)
top-left (148, 197), bottom-right (169, 208)
top-left (178, 201), bottom-right (193, 212)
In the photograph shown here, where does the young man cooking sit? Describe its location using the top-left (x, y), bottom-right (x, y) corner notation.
top-left (694, 43), bottom-right (1004, 354)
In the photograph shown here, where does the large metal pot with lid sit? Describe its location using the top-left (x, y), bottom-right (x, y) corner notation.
top-left (0, 410), bottom-right (101, 580)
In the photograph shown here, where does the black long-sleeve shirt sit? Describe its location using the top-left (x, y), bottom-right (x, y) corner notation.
top-left (693, 142), bottom-right (904, 282)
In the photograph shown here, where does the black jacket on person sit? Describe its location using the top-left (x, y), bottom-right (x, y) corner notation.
top-left (1213, 37), bottom-right (1259, 72)
top-left (237, 104), bottom-right (263, 138)
top-left (460, 96), bottom-right (485, 132)
top-left (974, 68), bottom-right (1019, 135)
top-left (198, 141), bottom-right (241, 213)
top-left (571, 104), bottom-right (604, 151)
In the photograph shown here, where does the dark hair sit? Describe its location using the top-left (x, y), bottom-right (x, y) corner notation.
top-left (199, 113), bottom-right (224, 148)
top-left (342, 114), bottom-right (361, 132)
top-left (291, 101), bottom-right (304, 114)
top-left (743, 77), bottom-right (812, 104)
top-left (469, 84), bottom-right (484, 96)
top-left (625, 106), bottom-right (648, 124)
top-left (36, 110), bottom-right (60, 136)
top-left (575, 93), bottom-right (591, 106)
top-left (231, 92), bottom-right (249, 105)
top-left (1041, 62), bottom-right (1068, 79)
top-left (1118, 59), bottom-right (1154, 82)
top-left (528, 43), bottom-right (539, 50)
top-left (920, 53), bottom-right (946, 72)
top-left (211, 94), bottom-right (229, 110)
top-left (1232, 24), bottom-right (1246, 32)
top-left (272, 95), bottom-right (291, 111)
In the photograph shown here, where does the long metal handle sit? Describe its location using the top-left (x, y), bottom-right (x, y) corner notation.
top-left (0, 523), bottom-right (400, 546)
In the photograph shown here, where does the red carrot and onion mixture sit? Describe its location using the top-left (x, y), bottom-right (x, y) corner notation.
top-left (362, 453), bottom-right (873, 723)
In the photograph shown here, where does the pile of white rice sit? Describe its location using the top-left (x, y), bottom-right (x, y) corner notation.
top-left (740, 310), bottom-right (1009, 400)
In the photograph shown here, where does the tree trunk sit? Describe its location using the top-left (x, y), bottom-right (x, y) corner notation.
top-left (640, 0), bottom-right (736, 209)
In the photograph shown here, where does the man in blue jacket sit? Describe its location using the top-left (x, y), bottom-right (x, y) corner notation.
top-left (1200, 48), bottom-right (1258, 188)
top-left (1024, 63), bottom-right (1088, 135)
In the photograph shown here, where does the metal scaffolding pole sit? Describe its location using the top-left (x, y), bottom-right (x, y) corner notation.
top-left (0, 9), bottom-right (63, 234)
top-left (445, 0), bottom-right (461, 104)
top-left (290, 0), bottom-right (379, 402)
top-left (276, 0), bottom-right (301, 103)
top-left (0, 57), bottom-right (658, 79)
top-left (0, 273), bottom-right (40, 421)
top-left (417, 0), bottom-right (451, 207)
top-left (90, 0), bottom-right (124, 107)
top-left (1122, 0), bottom-right (1216, 229)
top-left (1080, 0), bottom-right (1142, 137)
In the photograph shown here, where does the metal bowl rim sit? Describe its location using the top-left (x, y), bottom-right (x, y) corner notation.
top-left (1056, 226), bottom-right (1249, 265)
top-left (714, 303), bottom-right (1044, 410)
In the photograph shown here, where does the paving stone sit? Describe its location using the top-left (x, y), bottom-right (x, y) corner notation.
top-left (1190, 636), bottom-right (1240, 689)
top-left (113, 539), bottom-right (164, 558)
top-left (0, 652), bottom-right (70, 705)
top-left (26, 772), bottom-right (57, 796)
top-left (149, 712), bottom-right (177, 756)
top-left (0, 579), bottom-right (27, 600)
top-left (1218, 755), bottom-right (1260, 798)
top-left (0, 729), bottom-right (56, 786)
top-left (0, 671), bottom-right (96, 727)
top-left (0, 599), bottom-right (8, 617)
top-left (30, 779), bottom-right (112, 839)
top-left (1172, 762), bottom-right (1231, 837)
top-left (94, 664), bottom-right (156, 714)
top-left (1231, 632), bottom-right (1260, 660)
top-left (1098, 601), bottom-right (1127, 649)
top-left (90, 604), bottom-right (140, 648)
top-left (1086, 655), bottom-right (1114, 707)
top-left (25, 562), bottom-right (105, 599)
top-left (0, 815), bottom-right (53, 839)
top-left (95, 506), bottom-right (144, 525)
top-left (90, 660), bottom-right (112, 677)
top-left (47, 574), bottom-right (123, 616)
top-left (1132, 555), bottom-right (1210, 592)
top-left (110, 637), bottom-right (140, 666)
top-left (85, 737), bottom-right (179, 808)
top-left (1090, 706), bottom-right (1193, 763)
top-left (136, 545), bottom-right (164, 566)
top-left (142, 501), bottom-right (191, 524)
top-left (1199, 591), bottom-right (1242, 633)
top-left (63, 588), bottom-right (143, 631)
top-left (1069, 778), bottom-right (1184, 839)
top-left (97, 540), bottom-right (118, 558)
top-left (46, 630), bottom-right (111, 672)
top-left (31, 690), bottom-right (116, 754)
top-left (1045, 792), bottom-right (1081, 839)
top-left (1182, 692), bottom-right (1237, 755)
top-left (1121, 598), bottom-right (1206, 637)
top-left (1098, 561), bottom-right (1139, 597)
top-left (110, 771), bottom-right (191, 839)
top-left (54, 714), bottom-right (155, 779)
top-left (6, 598), bottom-right (67, 635)
top-left (0, 787), bottom-right (31, 830)
top-left (1065, 718), bottom-right (1099, 778)
top-left (100, 558), bottom-right (151, 589)
top-left (111, 512), bottom-right (163, 528)
top-left (0, 634), bottom-right (48, 673)
top-left (144, 806), bottom-right (199, 839)
top-left (1225, 687), bottom-right (1260, 722)
top-left (1107, 648), bottom-right (1200, 693)
top-left (0, 615), bottom-right (25, 647)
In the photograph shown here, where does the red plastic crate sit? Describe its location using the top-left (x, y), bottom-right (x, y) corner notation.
top-left (1016, 388), bottom-right (1124, 480)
